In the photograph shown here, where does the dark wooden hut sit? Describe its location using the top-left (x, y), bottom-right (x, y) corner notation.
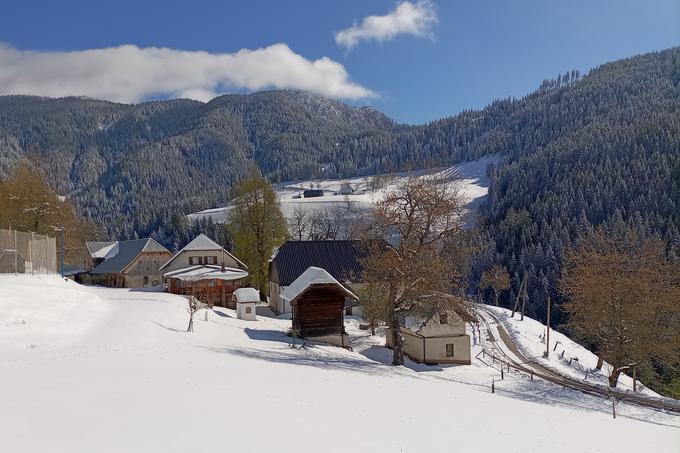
top-left (281, 266), bottom-right (358, 347)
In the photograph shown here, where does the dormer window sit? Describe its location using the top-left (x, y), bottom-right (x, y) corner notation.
top-left (189, 256), bottom-right (202, 265)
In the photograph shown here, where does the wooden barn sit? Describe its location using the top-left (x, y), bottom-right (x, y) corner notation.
top-left (269, 240), bottom-right (370, 315)
top-left (86, 238), bottom-right (172, 288)
top-left (281, 266), bottom-right (358, 347)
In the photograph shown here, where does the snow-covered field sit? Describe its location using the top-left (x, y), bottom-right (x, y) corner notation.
top-left (188, 155), bottom-right (498, 225)
top-left (1, 275), bottom-right (678, 452)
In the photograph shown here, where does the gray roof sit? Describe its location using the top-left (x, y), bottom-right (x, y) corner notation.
top-left (91, 238), bottom-right (170, 274)
top-left (86, 241), bottom-right (115, 257)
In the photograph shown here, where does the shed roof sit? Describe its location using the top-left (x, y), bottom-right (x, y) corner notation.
top-left (91, 238), bottom-right (170, 274)
top-left (280, 266), bottom-right (358, 304)
top-left (86, 241), bottom-right (116, 258)
top-left (163, 265), bottom-right (248, 282)
top-left (159, 234), bottom-right (246, 270)
top-left (270, 240), bottom-right (371, 286)
top-left (234, 287), bottom-right (260, 303)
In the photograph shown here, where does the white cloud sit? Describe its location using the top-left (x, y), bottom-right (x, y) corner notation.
top-left (335, 1), bottom-right (438, 50)
top-left (0, 42), bottom-right (376, 103)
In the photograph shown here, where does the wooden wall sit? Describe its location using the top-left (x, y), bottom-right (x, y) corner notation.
top-left (292, 285), bottom-right (345, 337)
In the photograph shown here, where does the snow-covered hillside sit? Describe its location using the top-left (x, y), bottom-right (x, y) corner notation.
top-left (482, 306), bottom-right (662, 397)
top-left (188, 155), bottom-right (499, 225)
top-left (0, 275), bottom-right (678, 453)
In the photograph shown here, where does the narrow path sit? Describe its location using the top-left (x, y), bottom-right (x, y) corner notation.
top-left (476, 304), bottom-right (680, 414)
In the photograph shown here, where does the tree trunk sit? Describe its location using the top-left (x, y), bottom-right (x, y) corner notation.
top-left (494, 290), bottom-right (499, 306)
top-left (608, 367), bottom-right (622, 388)
top-left (187, 312), bottom-right (194, 333)
top-left (388, 290), bottom-right (404, 366)
top-left (596, 356), bottom-right (604, 370)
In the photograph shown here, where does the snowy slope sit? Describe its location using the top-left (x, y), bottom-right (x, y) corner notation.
top-left (188, 155), bottom-right (499, 225)
top-left (0, 275), bottom-right (678, 453)
top-left (482, 305), bottom-right (662, 397)
top-left (0, 275), bottom-right (113, 352)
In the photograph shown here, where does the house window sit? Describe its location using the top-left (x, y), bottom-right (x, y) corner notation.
top-left (245, 307), bottom-right (252, 314)
top-left (143, 276), bottom-right (149, 286)
top-left (189, 256), bottom-right (202, 265)
top-left (440, 313), bottom-right (448, 324)
top-left (208, 280), bottom-right (216, 287)
top-left (205, 256), bottom-right (217, 265)
top-left (152, 280), bottom-right (159, 286)
top-left (446, 343), bottom-right (455, 357)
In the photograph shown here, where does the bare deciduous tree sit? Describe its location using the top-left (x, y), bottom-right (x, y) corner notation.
top-left (479, 264), bottom-right (511, 306)
top-left (560, 227), bottom-right (680, 387)
top-left (361, 176), bottom-right (473, 365)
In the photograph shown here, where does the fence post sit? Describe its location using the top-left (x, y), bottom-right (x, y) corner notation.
top-left (492, 379), bottom-right (495, 393)
top-left (14, 228), bottom-right (18, 275)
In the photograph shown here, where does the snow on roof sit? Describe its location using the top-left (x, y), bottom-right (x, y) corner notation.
top-left (92, 242), bottom-right (119, 259)
top-left (159, 234), bottom-right (247, 270)
top-left (86, 241), bottom-right (116, 258)
top-left (92, 239), bottom-right (170, 274)
top-left (280, 266), bottom-right (358, 303)
top-left (234, 287), bottom-right (260, 303)
top-left (182, 234), bottom-right (222, 251)
top-left (163, 265), bottom-right (248, 282)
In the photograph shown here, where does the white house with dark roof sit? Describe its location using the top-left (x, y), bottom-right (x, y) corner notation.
top-left (160, 234), bottom-right (246, 275)
top-left (161, 234), bottom-right (248, 306)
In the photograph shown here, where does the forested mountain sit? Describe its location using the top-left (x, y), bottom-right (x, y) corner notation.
top-left (0, 47), bottom-right (679, 319)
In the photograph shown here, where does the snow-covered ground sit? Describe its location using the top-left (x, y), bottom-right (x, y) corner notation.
top-left (1, 275), bottom-right (678, 452)
top-left (188, 155), bottom-right (499, 225)
top-left (482, 305), bottom-right (663, 397)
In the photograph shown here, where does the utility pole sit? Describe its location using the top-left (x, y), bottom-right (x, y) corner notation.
top-left (520, 277), bottom-right (528, 321)
top-left (511, 274), bottom-right (527, 318)
top-left (544, 296), bottom-right (551, 358)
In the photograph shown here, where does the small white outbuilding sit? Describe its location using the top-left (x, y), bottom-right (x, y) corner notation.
top-left (234, 287), bottom-right (259, 321)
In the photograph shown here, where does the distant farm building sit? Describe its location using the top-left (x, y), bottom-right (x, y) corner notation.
top-left (159, 234), bottom-right (246, 274)
top-left (302, 189), bottom-right (324, 198)
top-left (162, 234), bottom-right (248, 307)
top-left (268, 240), bottom-right (370, 315)
top-left (386, 309), bottom-right (475, 365)
top-left (282, 266), bottom-right (357, 347)
top-left (86, 238), bottom-right (172, 288)
top-left (337, 183), bottom-right (354, 195)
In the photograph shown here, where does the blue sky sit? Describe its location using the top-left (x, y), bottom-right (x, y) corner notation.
top-left (1, 0), bottom-right (679, 123)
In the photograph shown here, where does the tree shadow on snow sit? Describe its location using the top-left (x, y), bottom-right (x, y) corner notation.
top-left (243, 328), bottom-right (307, 346)
top-left (151, 321), bottom-right (186, 333)
top-left (211, 308), bottom-right (233, 318)
top-left (360, 345), bottom-right (448, 372)
top-left (129, 286), bottom-right (164, 293)
top-left (201, 344), bottom-right (391, 376)
top-left (255, 306), bottom-right (278, 318)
